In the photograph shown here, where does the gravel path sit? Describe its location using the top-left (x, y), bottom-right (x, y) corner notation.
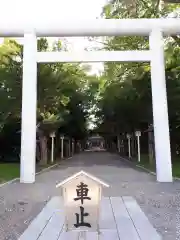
top-left (0, 152), bottom-right (179, 239)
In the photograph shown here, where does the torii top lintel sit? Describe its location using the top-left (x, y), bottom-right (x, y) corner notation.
top-left (0, 18), bottom-right (180, 37)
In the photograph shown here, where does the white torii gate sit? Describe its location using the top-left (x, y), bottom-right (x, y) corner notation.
top-left (1, 18), bottom-right (180, 183)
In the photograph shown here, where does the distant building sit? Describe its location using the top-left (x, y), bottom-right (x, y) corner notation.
top-left (87, 134), bottom-right (105, 148)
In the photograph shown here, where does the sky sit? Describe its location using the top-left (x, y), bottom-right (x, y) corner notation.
top-left (1, 0), bottom-right (107, 74)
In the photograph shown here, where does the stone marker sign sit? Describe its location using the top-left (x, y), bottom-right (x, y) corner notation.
top-left (56, 170), bottom-right (109, 233)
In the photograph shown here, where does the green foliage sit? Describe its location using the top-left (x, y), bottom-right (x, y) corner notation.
top-left (39, 112), bottom-right (64, 135)
top-left (0, 39), bottom-right (22, 130)
top-left (0, 37), bottom-right (96, 162)
top-left (1, 0), bottom-right (180, 161)
top-left (95, 0), bottom-right (180, 151)
top-left (0, 164), bottom-right (19, 182)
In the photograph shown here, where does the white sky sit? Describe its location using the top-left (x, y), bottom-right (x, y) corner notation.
top-left (1, 0), bottom-right (107, 74)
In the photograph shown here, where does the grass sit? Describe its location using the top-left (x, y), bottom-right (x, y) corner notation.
top-left (0, 163), bottom-right (20, 183)
top-left (135, 154), bottom-right (155, 172)
top-left (135, 154), bottom-right (180, 178)
top-left (172, 158), bottom-right (180, 178)
top-left (0, 161), bottom-right (59, 184)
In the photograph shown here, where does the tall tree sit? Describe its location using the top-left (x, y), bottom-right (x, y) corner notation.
top-left (95, 0), bottom-right (180, 157)
top-left (0, 38), bottom-right (93, 163)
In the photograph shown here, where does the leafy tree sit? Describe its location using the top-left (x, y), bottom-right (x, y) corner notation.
top-left (0, 38), bottom-right (93, 163)
top-left (94, 0), bottom-right (180, 159)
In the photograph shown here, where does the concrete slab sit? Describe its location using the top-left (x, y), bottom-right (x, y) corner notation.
top-left (19, 196), bottom-right (162, 240)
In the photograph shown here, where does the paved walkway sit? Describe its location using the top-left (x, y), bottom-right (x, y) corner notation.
top-left (19, 196), bottom-right (162, 240)
top-left (0, 152), bottom-right (179, 239)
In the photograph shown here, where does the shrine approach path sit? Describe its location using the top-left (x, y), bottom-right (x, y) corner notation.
top-left (0, 151), bottom-right (179, 240)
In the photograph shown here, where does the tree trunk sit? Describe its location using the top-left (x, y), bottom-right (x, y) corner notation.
top-left (39, 135), bottom-right (48, 165)
top-left (117, 135), bottom-right (120, 153)
top-left (148, 130), bottom-right (155, 165)
top-left (36, 142), bottom-right (41, 162)
top-left (131, 136), bottom-right (136, 157)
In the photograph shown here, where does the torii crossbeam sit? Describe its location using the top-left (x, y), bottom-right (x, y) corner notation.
top-left (1, 15), bottom-right (179, 183)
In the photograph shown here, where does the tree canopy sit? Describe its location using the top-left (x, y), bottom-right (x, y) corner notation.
top-left (0, 38), bottom-right (95, 162)
top-left (92, 0), bottom-right (180, 156)
top-left (1, 0), bottom-right (180, 163)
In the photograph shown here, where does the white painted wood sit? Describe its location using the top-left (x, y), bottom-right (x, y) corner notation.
top-left (149, 29), bottom-right (172, 182)
top-left (99, 197), bottom-right (116, 229)
top-left (0, 14), bottom-right (180, 36)
top-left (128, 138), bottom-right (131, 158)
top-left (137, 136), bottom-right (141, 162)
top-left (123, 196), bottom-right (162, 240)
top-left (19, 197), bottom-right (62, 240)
top-left (38, 211), bottom-right (64, 240)
top-left (56, 170), bottom-right (109, 188)
top-left (37, 51), bottom-right (151, 63)
top-left (110, 197), bottom-right (140, 240)
top-left (0, 4), bottom-right (177, 184)
top-left (20, 32), bottom-right (37, 183)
